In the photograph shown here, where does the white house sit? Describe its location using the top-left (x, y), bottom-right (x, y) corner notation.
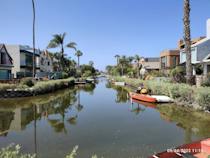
top-left (5, 45), bottom-right (40, 78)
top-left (180, 19), bottom-right (210, 76)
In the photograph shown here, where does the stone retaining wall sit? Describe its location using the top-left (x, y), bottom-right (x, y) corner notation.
top-left (0, 90), bottom-right (33, 98)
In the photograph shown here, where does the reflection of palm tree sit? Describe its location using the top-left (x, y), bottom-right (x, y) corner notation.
top-left (48, 119), bottom-right (67, 133)
top-left (33, 104), bottom-right (37, 157)
top-left (115, 87), bottom-right (129, 103)
top-left (67, 115), bottom-right (78, 125)
top-left (47, 92), bottom-right (77, 134)
top-left (75, 91), bottom-right (83, 112)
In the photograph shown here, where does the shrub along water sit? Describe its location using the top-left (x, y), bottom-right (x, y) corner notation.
top-left (0, 78), bottom-right (75, 96)
top-left (0, 144), bottom-right (99, 158)
top-left (113, 76), bottom-right (210, 110)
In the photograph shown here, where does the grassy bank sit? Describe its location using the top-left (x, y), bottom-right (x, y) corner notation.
top-left (112, 76), bottom-right (210, 110)
top-left (0, 78), bottom-right (75, 96)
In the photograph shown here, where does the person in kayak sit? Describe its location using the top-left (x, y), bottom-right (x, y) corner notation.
top-left (136, 83), bottom-right (149, 94)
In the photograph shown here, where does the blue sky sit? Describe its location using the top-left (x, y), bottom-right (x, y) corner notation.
top-left (0, 0), bottom-right (210, 70)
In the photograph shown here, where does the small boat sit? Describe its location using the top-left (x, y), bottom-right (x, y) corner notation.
top-left (151, 95), bottom-right (173, 103)
top-left (129, 92), bottom-right (157, 103)
top-left (114, 82), bottom-right (125, 86)
top-left (86, 78), bottom-right (95, 83)
top-left (129, 92), bottom-right (173, 103)
top-left (150, 138), bottom-right (210, 158)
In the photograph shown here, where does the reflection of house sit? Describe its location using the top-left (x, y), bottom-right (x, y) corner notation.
top-left (40, 50), bottom-right (53, 72)
top-left (5, 45), bottom-right (40, 78)
top-left (0, 111), bottom-right (14, 136)
top-left (180, 19), bottom-right (210, 76)
top-left (141, 57), bottom-right (160, 71)
top-left (160, 49), bottom-right (180, 69)
top-left (0, 44), bottom-right (13, 80)
top-left (0, 107), bottom-right (34, 136)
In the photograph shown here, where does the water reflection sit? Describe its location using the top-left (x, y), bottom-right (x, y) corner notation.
top-left (1, 81), bottom-right (210, 157)
top-left (107, 81), bottom-right (210, 142)
top-left (130, 103), bottom-right (145, 115)
top-left (0, 83), bottom-right (96, 137)
top-left (157, 104), bottom-right (210, 143)
top-left (106, 82), bottom-right (129, 103)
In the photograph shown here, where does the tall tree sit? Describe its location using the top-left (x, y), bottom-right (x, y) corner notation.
top-left (32, 0), bottom-right (35, 78)
top-left (114, 54), bottom-right (120, 65)
top-left (183, 0), bottom-right (193, 84)
top-left (47, 33), bottom-right (77, 71)
top-left (119, 55), bottom-right (129, 76)
top-left (75, 50), bottom-right (83, 67)
top-left (89, 61), bottom-right (94, 67)
top-left (134, 54), bottom-right (141, 78)
top-left (128, 56), bottom-right (134, 64)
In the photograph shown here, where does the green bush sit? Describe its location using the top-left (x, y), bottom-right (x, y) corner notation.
top-left (201, 73), bottom-right (210, 87)
top-left (195, 88), bottom-right (210, 109)
top-left (170, 66), bottom-right (186, 83)
top-left (62, 72), bottom-right (69, 79)
top-left (20, 77), bottom-right (34, 87)
top-left (149, 70), bottom-right (165, 77)
top-left (0, 84), bottom-right (17, 91)
top-left (82, 70), bottom-right (92, 77)
top-left (32, 78), bottom-right (74, 94)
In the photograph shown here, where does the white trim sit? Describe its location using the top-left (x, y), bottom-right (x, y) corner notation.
top-left (203, 53), bottom-right (210, 60)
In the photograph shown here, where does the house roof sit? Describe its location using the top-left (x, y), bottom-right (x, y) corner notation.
top-left (20, 45), bottom-right (40, 55)
top-left (191, 38), bottom-right (210, 47)
top-left (0, 44), bottom-right (3, 49)
top-left (0, 44), bottom-right (13, 63)
top-left (144, 62), bottom-right (160, 69)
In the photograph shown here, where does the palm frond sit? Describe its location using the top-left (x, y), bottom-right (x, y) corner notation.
top-left (75, 50), bottom-right (83, 57)
top-left (67, 42), bottom-right (77, 51)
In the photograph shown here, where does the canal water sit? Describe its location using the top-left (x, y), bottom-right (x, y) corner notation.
top-left (0, 78), bottom-right (210, 158)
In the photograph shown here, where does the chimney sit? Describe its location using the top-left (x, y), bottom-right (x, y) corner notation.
top-left (207, 19), bottom-right (210, 39)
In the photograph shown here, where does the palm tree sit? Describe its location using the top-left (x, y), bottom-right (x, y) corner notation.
top-left (134, 54), bottom-right (141, 78)
top-left (128, 56), bottom-right (134, 64)
top-left (114, 54), bottom-right (120, 65)
top-left (183, 0), bottom-right (193, 84)
top-left (47, 33), bottom-right (77, 71)
top-left (32, 0), bottom-right (35, 78)
top-left (119, 55), bottom-right (128, 76)
top-left (75, 50), bottom-right (83, 67)
top-left (89, 61), bottom-right (94, 67)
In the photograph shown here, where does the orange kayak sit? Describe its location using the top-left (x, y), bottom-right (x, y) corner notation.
top-left (149, 138), bottom-right (210, 158)
top-left (129, 92), bottom-right (157, 103)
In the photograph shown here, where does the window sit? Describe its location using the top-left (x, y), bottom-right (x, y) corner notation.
top-left (0, 52), bottom-right (6, 64)
top-left (171, 56), bottom-right (177, 68)
top-left (161, 56), bottom-right (167, 68)
top-left (48, 61), bottom-right (50, 66)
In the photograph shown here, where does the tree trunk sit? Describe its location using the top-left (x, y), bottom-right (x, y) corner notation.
top-left (121, 65), bottom-right (124, 76)
top-left (61, 45), bottom-right (64, 71)
top-left (184, 0), bottom-right (193, 84)
top-left (137, 61), bottom-right (140, 78)
top-left (77, 56), bottom-right (80, 68)
top-left (32, 0), bottom-right (35, 78)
